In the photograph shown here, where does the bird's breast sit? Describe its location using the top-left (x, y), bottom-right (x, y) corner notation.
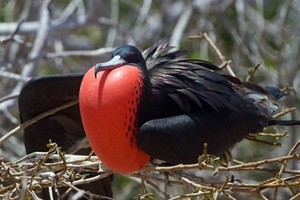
top-left (79, 65), bottom-right (150, 174)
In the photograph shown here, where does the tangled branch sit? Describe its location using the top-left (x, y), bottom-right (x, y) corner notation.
top-left (1, 136), bottom-right (300, 199)
top-left (1, 1), bottom-right (300, 199)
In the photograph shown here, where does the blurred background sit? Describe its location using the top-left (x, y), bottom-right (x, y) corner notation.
top-left (1, 0), bottom-right (300, 199)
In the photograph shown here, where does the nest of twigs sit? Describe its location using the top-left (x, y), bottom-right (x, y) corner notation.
top-left (1, 126), bottom-right (300, 200)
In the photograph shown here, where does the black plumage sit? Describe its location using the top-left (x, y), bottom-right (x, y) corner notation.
top-left (19, 40), bottom-right (300, 181)
top-left (107, 40), bottom-right (299, 165)
top-left (18, 74), bottom-right (113, 199)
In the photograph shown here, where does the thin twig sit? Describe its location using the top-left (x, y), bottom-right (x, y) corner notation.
top-left (189, 33), bottom-right (236, 77)
top-left (277, 138), bottom-right (300, 179)
top-left (272, 107), bottom-right (296, 118)
top-left (142, 154), bottom-right (299, 172)
top-left (0, 100), bottom-right (78, 145)
top-left (245, 135), bottom-right (282, 147)
top-left (246, 62), bottom-right (261, 81)
top-left (0, 19), bottom-right (25, 45)
top-left (45, 47), bottom-right (114, 58)
top-left (0, 94), bottom-right (19, 104)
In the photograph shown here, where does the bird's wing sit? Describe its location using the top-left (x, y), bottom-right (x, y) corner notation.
top-left (143, 38), bottom-right (220, 71)
top-left (18, 74), bottom-right (113, 198)
top-left (144, 42), bottom-right (241, 113)
top-left (137, 110), bottom-right (262, 165)
top-left (143, 40), bottom-right (279, 115)
top-left (19, 74), bottom-right (85, 153)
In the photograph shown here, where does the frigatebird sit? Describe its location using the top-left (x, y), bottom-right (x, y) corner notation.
top-left (79, 40), bottom-right (300, 174)
top-left (20, 39), bottom-right (300, 180)
top-left (19, 76), bottom-right (113, 199)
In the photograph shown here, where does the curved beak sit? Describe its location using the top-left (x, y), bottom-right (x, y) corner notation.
top-left (94, 55), bottom-right (127, 78)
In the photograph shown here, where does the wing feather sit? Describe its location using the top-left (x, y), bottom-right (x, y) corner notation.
top-left (143, 40), bottom-right (239, 113)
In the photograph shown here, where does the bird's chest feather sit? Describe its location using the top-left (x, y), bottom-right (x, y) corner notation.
top-left (79, 65), bottom-right (150, 173)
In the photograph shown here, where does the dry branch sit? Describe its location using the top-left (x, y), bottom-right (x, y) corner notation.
top-left (1, 1), bottom-right (300, 199)
top-left (1, 137), bottom-right (300, 199)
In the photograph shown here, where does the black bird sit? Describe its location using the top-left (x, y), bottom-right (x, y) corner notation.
top-left (79, 40), bottom-right (300, 174)
top-left (19, 75), bottom-right (113, 199)
top-left (19, 39), bottom-right (300, 178)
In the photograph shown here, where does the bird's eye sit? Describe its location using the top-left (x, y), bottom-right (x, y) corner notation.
top-left (125, 53), bottom-right (137, 63)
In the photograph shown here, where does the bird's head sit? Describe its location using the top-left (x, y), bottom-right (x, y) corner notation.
top-left (94, 45), bottom-right (146, 78)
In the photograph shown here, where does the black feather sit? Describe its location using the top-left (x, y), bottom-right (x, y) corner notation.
top-left (136, 40), bottom-right (300, 165)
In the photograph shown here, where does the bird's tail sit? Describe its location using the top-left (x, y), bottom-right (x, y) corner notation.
top-left (269, 120), bottom-right (300, 126)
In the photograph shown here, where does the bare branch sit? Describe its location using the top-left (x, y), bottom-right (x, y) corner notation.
top-left (0, 100), bottom-right (78, 145)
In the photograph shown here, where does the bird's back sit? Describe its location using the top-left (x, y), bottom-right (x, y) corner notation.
top-left (137, 41), bottom-right (276, 164)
